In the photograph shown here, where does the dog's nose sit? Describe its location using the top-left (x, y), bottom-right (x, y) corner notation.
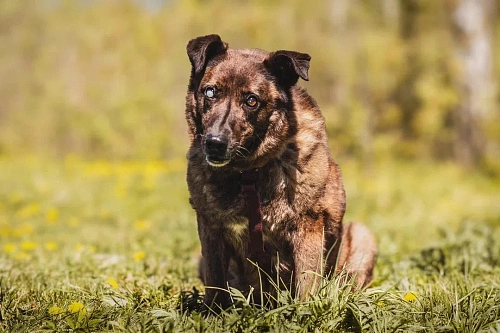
top-left (205, 134), bottom-right (228, 158)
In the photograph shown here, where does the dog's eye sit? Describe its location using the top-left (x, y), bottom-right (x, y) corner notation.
top-left (246, 95), bottom-right (258, 108)
top-left (204, 87), bottom-right (215, 99)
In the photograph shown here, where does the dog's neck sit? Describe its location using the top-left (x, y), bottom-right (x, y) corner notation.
top-left (240, 169), bottom-right (266, 260)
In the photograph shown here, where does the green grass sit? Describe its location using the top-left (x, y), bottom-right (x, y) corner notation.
top-left (0, 156), bottom-right (499, 332)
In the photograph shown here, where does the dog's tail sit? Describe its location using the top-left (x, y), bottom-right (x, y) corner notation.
top-left (336, 222), bottom-right (377, 288)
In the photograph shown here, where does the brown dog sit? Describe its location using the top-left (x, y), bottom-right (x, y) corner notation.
top-left (185, 34), bottom-right (376, 310)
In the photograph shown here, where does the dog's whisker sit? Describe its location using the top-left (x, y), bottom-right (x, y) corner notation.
top-left (233, 150), bottom-right (243, 158)
top-left (239, 145), bottom-right (251, 154)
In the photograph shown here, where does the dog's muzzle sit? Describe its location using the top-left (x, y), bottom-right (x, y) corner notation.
top-left (204, 134), bottom-right (230, 167)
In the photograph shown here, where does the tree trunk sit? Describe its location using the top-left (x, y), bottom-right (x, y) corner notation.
top-left (330, 0), bottom-right (350, 30)
top-left (451, 0), bottom-right (495, 167)
top-left (397, 0), bottom-right (421, 140)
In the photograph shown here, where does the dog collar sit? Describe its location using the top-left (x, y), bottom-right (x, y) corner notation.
top-left (240, 169), bottom-right (265, 259)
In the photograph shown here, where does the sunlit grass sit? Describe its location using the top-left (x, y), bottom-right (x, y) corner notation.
top-left (0, 156), bottom-right (499, 331)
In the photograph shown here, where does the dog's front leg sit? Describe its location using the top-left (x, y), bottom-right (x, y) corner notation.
top-left (292, 223), bottom-right (324, 300)
top-left (198, 218), bottom-right (231, 311)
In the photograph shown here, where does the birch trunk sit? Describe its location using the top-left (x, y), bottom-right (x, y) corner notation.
top-left (451, 0), bottom-right (495, 167)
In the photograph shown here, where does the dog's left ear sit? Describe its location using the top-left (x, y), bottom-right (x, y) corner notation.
top-left (187, 34), bottom-right (228, 78)
top-left (264, 50), bottom-right (311, 87)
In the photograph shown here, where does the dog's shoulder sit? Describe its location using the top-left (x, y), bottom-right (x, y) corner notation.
top-left (286, 86), bottom-right (330, 166)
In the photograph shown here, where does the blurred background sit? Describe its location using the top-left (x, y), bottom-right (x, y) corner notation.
top-left (0, 1), bottom-right (499, 301)
top-left (0, 0), bottom-right (499, 169)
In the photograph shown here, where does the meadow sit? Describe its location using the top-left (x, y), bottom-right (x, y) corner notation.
top-left (1, 1), bottom-right (500, 331)
top-left (1, 156), bottom-right (499, 332)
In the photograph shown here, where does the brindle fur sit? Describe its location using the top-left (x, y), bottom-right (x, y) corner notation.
top-left (185, 34), bottom-right (377, 310)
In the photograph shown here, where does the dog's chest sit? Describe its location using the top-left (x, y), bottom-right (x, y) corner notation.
top-left (189, 156), bottom-right (300, 238)
top-left (232, 174), bottom-right (296, 241)
top-left (202, 175), bottom-right (246, 216)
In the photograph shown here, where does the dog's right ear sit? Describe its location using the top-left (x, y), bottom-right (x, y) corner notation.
top-left (187, 34), bottom-right (228, 78)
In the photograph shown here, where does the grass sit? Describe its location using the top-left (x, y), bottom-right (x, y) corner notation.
top-left (0, 155), bottom-right (499, 332)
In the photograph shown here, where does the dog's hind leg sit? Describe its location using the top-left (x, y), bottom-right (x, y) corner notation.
top-left (336, 223), bottom-right (377, 287)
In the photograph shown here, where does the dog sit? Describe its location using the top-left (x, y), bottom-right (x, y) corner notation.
top-left (185, 34), bottom-right (377, 310)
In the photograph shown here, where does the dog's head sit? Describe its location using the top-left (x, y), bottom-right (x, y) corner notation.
top-left (185, 34), bottom-right (311, 169)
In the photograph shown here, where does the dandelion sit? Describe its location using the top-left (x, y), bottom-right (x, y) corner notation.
top-left (8, 192), bottom-right (23, 204)
top-left (45, 242), bottom-right (58, 251)
top-left (16, 203), bottom-right (41, 219)
top-left (68, 301), bottom-right (86, 314)
top-left (133, 219), bottom-right (150, 231)
top-left (377, 301), bottom-right (385, 306)
top-left (75, 243), bottom-right (95, 253)
top-left (142, 176), bottom-right (156, 191)
top-left (68, 217), bottom-right (80, 227)
top-left (48, 306), bottom-right (64, 315)
top-left (21, 241), bottom-right (38, 251)
top-left (98, 209), bottom-right (110, 219)
top-left (3, 243), bottom-right (16, 254)
top-left (0, 226), bottom-right (12, 238)
top-left (115, 184), bottom-right (127, 199)
top-left (64, 153), bottom-right (79, 168)
top-left (404, 292), bottom-right (418, 302)
top-left (46, 207), bottom-right (59, 224)
top-left (16, 223), bottom-right (34, 236)
top-left (133, 251), bottom-right (146, 261)
top-left (14, 252), bottom-right (30, 261)
top-left (106, 278), bottom-right (119, 289)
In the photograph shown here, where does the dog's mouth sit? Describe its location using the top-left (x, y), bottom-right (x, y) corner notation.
top-left (205, 155), bottom-right (231, 167)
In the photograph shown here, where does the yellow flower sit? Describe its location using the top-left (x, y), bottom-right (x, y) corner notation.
top-left (21, 241), bottom-right (38, 251)
top-left (64, 153), bottom-right (79, 168)
top-left (133, 251), bottom-right (146, 261)
top-left (115, 184), bottom-right (127, 199)
top-left (142, 176), bottom-right (155, 190)
top-left (74, 244), bottom-right (95, 253)
top-left (0, 226), bottom-right (11, 238)
top-left (16, 223), bottom-right (34, 236)
top-left (48, 306), bottom-right (64, 315)
top-left (98, 209), bottom-right (110, 219)
top-left (404, 292), bottom-right (418, 302)
top-left (377, 301), bottom-right (385, 306)
top-left (46, 208), bottom-right (59, 224)
top-left (16, 203), bottom-right (41, 219)
top-left (68, 301), bottom-right (86, 314)
top-left (45, 242), bottom-right (58, 251)
top-left (133, 219), bottom-right (150, 231)
top-left (8, 192), bottom-right (23, 204)
top-left (68, 217), bottom-right (80, 227)
top-left (3, 243), bottom-right (16, 254)
top-left (106, 278), bottom-right (118, 289)
top-left (14, 252), bottom-right (30, 261)
top-left (0, 217), bottom-right (7, 225)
